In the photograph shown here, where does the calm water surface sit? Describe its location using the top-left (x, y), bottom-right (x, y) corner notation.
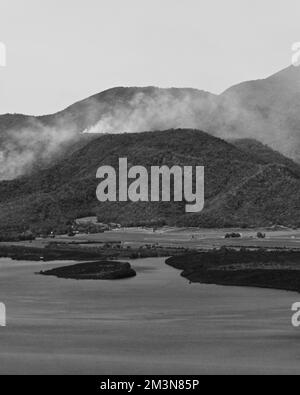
top-left (0, 257), bottom-right (299, 375)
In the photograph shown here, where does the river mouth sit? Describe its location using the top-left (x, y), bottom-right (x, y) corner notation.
top-left (0, 257), bottom-right (299, 375)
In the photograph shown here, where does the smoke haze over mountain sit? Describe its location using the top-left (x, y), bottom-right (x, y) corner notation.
top-left (0, 87), bottom-right (216, 180)
top-left (83, 67), bottom-right (300, 163)
top-left (83, 88), bottom-right (216, 134)
top-left (0, 65), bottom-right (300, 180)
top-left (0, 117), bottom-right (81, 180)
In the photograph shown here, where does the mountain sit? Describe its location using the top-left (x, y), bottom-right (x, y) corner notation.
top-left (1, 65), bottom-right (300, 182)
top-left (0, 87), bottom-right (215, 180)
top-left (229, 138), bottom-right (300, 173)
top-left (0, 129), bottom-right (299, 235)
top-left (213, 66), bottom-right (300, 162)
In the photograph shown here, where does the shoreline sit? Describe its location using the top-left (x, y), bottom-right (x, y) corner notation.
top-left (38, 260), bottom-right (136, 280)
top-left (0, 243), bottom-right (187, 262)
top-left (0, 255), bottom-right (298, 374)
top-left (166, 249), bottom-right (300, 293)
top-left (2, 237), bottom-right (300, 292)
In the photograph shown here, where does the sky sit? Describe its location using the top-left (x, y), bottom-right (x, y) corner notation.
top-left (0, 0), bottom-right (299, 115)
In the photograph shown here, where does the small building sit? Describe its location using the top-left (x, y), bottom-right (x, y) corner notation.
top-left (225, 232), bottom-right (242, 239)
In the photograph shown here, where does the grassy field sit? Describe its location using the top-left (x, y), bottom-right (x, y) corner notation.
top-left (5, 227), bottom-right (300, 250)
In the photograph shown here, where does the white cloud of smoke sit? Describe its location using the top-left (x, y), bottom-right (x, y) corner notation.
top-left (83, 89), bottom-right (216, 134)
top-left (0, 79), bottom-right (299, 181)
top-left (0, 88), bottom-right (218, 180)
top-left (83, 87), bottom-right (300, 163)
top-left (0, 117), bottom-right (80, 180)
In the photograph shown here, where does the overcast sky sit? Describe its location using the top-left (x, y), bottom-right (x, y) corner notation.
top-left (0, 0), bottom-right (299, 115)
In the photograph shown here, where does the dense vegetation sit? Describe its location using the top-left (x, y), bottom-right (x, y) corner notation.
top-left (0, 243), bottom-right (190, 262)
top-left (39, 261), bottom-right (136, 280)
top-left (0, 129), bottom-right (299, 237)
top-left (2, 66), bottom-right (300, 182)
top-left (166, 248), bottom-right (300, 292)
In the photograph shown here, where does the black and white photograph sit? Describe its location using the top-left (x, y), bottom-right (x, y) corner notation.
top-left (0, 0), bottom-right (300, 378)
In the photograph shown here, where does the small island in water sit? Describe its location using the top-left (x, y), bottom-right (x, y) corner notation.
top-left (166, 248), bottom-right (300, 293)
top-left (39, 261), bottom-right (136, 280)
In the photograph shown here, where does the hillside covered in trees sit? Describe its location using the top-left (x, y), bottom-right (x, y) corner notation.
top-left (0, 129), bottom-right (299, 236)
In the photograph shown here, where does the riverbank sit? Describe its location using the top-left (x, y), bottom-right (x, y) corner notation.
top-left (0, 243), bottom-right (188, 262)
top-left (166, 248), bottom-right (300, 293)
top-left (2, 233), bottom-right (300, 291)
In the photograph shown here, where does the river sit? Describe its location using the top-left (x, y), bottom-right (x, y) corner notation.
top-left (0, 257), bottom-right (299, 374)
